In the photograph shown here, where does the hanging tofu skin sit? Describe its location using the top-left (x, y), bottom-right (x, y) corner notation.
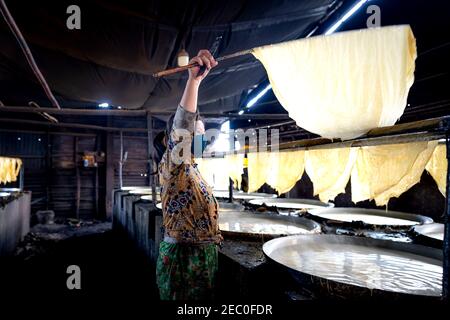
top-left (305, 147), bottom-right (358, 202)
top-left (266, 150), bottom-right (305, 194)
top-left (195, 157), bottom-right (230, 190)
top-left (247, 151), bottom-right (271, 192)
top-left (0, 157), bottom-right (22, 185)
top-left (351, 141), bottom-right (437, 206)
top-left (425, 144), bottom-right (447, 196)
top-left (248, 150), bottom-right (305, 194)
top-left (225, 153), bottom-right (244, 189)
top-left (253, 25), bottom-right (417, 140)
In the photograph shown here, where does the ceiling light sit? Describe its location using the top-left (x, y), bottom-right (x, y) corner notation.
top-left (246, 84), bottom-right (272, 108)
top-left (244, 0), bottom-right (368, 109)
top-left (177, 49), bottom-right (189, 67)
top-left (325, 0), bottom-right (369, 35)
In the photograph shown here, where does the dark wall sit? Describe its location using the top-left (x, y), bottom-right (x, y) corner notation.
top-left (286, 171), bottom-right (445, 223)
top-left (0, 116), bottom-right (156, 220)
top-left (1, 131), bottom-right (102, 219)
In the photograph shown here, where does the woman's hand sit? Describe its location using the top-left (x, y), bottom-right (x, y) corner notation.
top-left (180, 50), bottom-right (217, 113)
top-left (188, 49), bottom-right (218, 83)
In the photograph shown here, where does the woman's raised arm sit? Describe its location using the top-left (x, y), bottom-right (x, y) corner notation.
top-left (180, 50), bottom-right (218, 113)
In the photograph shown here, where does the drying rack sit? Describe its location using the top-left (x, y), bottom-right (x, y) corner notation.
top-left (232, 115), bottom-right (450, 300)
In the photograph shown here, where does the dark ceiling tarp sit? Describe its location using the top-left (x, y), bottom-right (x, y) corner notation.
top-left (0, 0), bottom-right (338, 112)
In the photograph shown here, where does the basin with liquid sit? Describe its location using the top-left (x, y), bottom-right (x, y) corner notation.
top-left (263, 234), bottom-right (442, 299)
top-left (219, 210), bottom-right (321, 239)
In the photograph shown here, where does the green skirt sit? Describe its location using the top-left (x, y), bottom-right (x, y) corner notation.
top-left (156, 241), bottom-right (218, 300)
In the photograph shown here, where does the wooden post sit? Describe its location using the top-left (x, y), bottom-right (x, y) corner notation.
top-left (119, 131), bottom-right (124, 189)
top-left (228, 178), bottom-right (234, 203)
top-left (228, 130), bottom-right (234, 202)
top-left (75, 136), bottom-right (80, 219)
top-left (147, 114), bottom-right (157, 202)
top-left (95, 134), bottom-right (100, 218)
top-left (105, 117), bottom-right (114, 220)
top-left (45, 131), bottom-right (50, 210)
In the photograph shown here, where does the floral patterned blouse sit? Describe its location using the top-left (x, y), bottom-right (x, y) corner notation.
top-left (158, 105), bottom-right (222, 244)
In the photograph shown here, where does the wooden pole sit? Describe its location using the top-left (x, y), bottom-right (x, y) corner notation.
top-left (28, 102), bottom-right (58, 123)
top-left (45, 131), bottom-right (50, 210)
top-left (147, 114), bottom-right (157, 202)
top-left (105, 117), bottom-right (114, 220)
top-left (119, 131), bottom-right (124, 189)
top-left (75, 137), bottom-right (80, 219)
top-left (152, 49), bottom-right (253, 78)
top-left (95, 135), bottom-right (100, 218)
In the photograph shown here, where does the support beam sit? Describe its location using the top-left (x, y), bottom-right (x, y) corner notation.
top-left (45, 132), bottom-right (50, 210)
top-left (0, 106), bottom-right (291, 119)
top-left (95, 135), bottom-right (100, 218)
top-left (443, 132), bottom-right (450, 301)
top-left (0, 106), bottom-right (146, 116)
top-left (147, 114), bottom-right (157, 202)
top-left (105, 117), bottom-right (114, 220)
top-left (119, 131), bottom-right (124, 189)
top-left (234, 116), bottom-right (450, 154)
top-left (153, 112), bottom-right (290, 120)
top-left (228, 179), bottom-right (234, 203)
top-left (0, 117), bottom-right (151, 133)
top-left (74, 137), bottom-right (80, 219)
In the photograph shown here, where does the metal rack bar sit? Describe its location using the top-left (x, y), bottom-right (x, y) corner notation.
top-left (443, 132), bottom-right (450, 301)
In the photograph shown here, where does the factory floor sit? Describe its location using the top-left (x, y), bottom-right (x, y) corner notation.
top-left (0, 222), bottom-right (159, 301)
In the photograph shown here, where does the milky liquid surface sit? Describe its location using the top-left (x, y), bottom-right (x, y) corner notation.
top-left (415, 224), bottom-right (444, 241)
top-left (219, 212), bottom-right (314, 235)
top-left (270, 243), bottom-right (442, 296)
top-left (425, 231), bottom-right (444, 241)
top-left (213, 191), bottom-right (276, 200)
top-left (313, 212), bottom-right (419, 226)
top-left (258, 201), bottom-right (325, 209)
top-left (121, 186), bottom-right (149, 191)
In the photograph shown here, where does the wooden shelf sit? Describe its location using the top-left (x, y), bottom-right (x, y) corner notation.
top-left (249, 115), bottom-right (450, 153)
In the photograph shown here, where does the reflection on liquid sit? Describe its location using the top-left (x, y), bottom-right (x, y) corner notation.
top-left (425, 231), bottom-right (444, 241)
top-left (270, 243), bottom-right (442, 296)
top-left (219, 212), bottom-right (314, 235)
top-left (414, 224), bottom-right (444, 241)
top-left (213, 190), bottom-right (276, 199)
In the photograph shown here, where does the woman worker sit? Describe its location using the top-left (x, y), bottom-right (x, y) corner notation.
top-left (153, 49), bottom-right (223, 300)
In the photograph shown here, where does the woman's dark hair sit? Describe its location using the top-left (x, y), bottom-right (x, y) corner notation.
top-left (153, 114), bottom-right (175, 165)
top-left (153, 131), bottom-right (166, 165)
top-left (153, 112), bottom-right (204, 165)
